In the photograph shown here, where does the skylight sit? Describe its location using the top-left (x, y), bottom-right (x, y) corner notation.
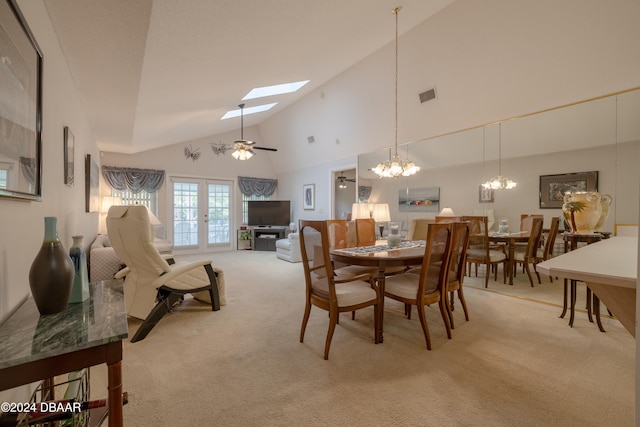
top-left (242, 80), bottom-right (310, 100)
top-left (221, 103), bottom-right (277, 120)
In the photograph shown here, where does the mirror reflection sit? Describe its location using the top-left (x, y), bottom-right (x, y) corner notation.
top-left (358, 88), bottom-right (640, 235)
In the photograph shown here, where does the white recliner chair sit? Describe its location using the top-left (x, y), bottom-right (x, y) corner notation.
top-left (107, 205), bottom-right (223, 342)
top-left (275, 232), bottom-right (302, 262)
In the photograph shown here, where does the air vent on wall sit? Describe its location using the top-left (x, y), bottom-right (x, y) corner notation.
top-left (419, 88), bottom-right (437, 103)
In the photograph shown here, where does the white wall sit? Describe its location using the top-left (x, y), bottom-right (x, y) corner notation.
top-left (0, 0), bottom-right (100, 402)
top-left (260, 0), bottom-right (640, 220)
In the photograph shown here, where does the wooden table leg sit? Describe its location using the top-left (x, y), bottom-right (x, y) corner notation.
top-left (593, 293), bottom-right (606, 332)
top-left (569, 280), bottom-right (577, 327)
top-left (560, 278), bottom-right (568, 318)
top-left (376, 266), bottom-right (386, 343)
top-left (586, 287), bottom-right (593, 323)
top-left (107, 360), bottom-right (123, 427)
top-left (507, 244), bottom-right (515, 285)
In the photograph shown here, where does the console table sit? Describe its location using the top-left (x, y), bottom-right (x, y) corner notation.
top-left (0, 280), bottom-right (128, 426)
top-left (537, 237), bottom-right (637, 336)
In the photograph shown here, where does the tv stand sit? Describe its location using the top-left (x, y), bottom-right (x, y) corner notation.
top-left (253, 227), bottom-right (287, 251)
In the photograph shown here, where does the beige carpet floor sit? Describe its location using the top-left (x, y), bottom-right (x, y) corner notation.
top-left (91, 250), bottom-right (635, 426)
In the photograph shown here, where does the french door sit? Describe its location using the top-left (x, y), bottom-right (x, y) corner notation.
top-left (171, 177), bottom-right (232, 251)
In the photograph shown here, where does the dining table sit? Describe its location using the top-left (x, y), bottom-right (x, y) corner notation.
top-left (329, 240), bottom-right (426, 342)
top-left (488, 231), bottom-right (530, 285)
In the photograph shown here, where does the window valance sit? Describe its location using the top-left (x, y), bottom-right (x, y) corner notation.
top-left (102, 166), bottom-right (165, 193)
top-left (238, 176), bottom-right (277, 198)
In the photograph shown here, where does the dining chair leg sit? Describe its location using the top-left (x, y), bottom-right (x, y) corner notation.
top-left (324, 311), bottom-right (338, 360)
top-left (300, 302), bottom-right (312, 342)
top-left (457, 288), bottom-right (469, 321)
top-left (417, 306), bottom-right (432, 350)
top-left (523, 262), bottom-right (535, 287)
top-left (439, 299), bottom-right (452, 339)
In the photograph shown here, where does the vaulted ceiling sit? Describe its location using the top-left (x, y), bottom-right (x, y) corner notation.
top-left (44, 0), bottom-right (455, 154)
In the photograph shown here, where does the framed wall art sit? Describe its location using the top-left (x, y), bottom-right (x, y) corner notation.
top-left (303, 184), bottom-right (315, 210)
top-left (0, 0), bottom-right (43, 201)
top-left (539, 171), bottom-right (598, 209)
top-left (63, 126), bottom-right (74, 186)
top-left (85, 154), bottom-right (100, 212)
top-left (398, 187), bottom-right (440, 212)
top-left (479, 185), bottom-right (494, 203)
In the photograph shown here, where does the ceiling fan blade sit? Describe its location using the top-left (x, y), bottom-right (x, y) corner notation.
top-left (254, 146), bottom-right (277, 152)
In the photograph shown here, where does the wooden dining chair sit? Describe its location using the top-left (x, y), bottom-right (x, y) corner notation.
top-left (513, 217), bottom-right (544, 286)
top-left (462, 215), bottom-right (507, 288)
top-left (536, 217), bottom-right (560, 282)
top-left (406, 218), bottom-right (435, 240)
top-left (298, 220), bottom-right (381, 360)
top-left (355, 218), bottom-right (377, 246)
top-left (406, 221), bottom-right (470, 329)
top-left (445, 221), bottom-right (471, 328)
top-left (326, 219), bottom-right (377, 277)
top-left (383, 223), bottom-right (453, 350)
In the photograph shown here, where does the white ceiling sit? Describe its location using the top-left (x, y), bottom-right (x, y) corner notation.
top-left (43, 0), bottom-right (455, 154)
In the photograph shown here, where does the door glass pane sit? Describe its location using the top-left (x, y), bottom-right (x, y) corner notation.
top-left (208, 182), bottom-right (230, 244)
top-left (173, 182), bottom-right (198, 247)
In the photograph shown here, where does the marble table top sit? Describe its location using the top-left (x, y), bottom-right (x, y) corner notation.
top-left (0, 280), bottom-right (128, 370)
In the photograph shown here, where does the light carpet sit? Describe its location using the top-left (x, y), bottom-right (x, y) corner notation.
top-left (91, 250), bottom-right (635, 426)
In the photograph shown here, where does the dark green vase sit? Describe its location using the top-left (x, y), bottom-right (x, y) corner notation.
top-left (28, 217), bottom-right (74, 315)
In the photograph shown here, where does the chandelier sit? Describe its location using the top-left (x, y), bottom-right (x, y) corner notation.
top-left (482, 122), bottom-right (517, 190)
top-left (372, 6), bottom-right (420, 179)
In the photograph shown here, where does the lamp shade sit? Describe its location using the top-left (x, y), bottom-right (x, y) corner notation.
top-left (351, 203), bottom-right (373, 220)
top-left (438, 207), bottom-right (456, 217)
top-left (101, 196), bottom-right (122, 213)
top-left (371, 203), bottom-right (391, 223)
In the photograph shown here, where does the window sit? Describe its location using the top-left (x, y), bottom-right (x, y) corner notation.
top-left (242, 193), bottom-right (269, 225)
top-left (0, 169), bottom-right (7, 189)
top-left (111, 189), bottom-right (157, 214)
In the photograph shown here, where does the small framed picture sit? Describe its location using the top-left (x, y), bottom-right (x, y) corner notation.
top-left (64, 126), bottom-right (74, 186)
top-left (85, 154), bottom-right (100, 212)
top-left (303, 184), bottom-right (315, 210)
top-left (479, 185), bottom-right (494, 203)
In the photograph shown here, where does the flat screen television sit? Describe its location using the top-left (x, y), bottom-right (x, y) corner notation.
top-left (248, 200), bottom-right (291, 227)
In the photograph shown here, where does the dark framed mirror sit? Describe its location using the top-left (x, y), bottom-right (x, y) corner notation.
top-left (0, 0), bottom-right (43, 201)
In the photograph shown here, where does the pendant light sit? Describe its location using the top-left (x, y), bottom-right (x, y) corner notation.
top-left (482, 122), bottom-right (517, 190)
top-left (372, 6), bottom-right (420, 179)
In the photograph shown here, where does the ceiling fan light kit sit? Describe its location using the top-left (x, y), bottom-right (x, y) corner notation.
top-left (210, 103), bottom-right (277, 160)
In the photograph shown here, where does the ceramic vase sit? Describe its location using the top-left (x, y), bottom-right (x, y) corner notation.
top-left (69, 235), bottom-right (90, 303)
top-left (593, 194), bottom-right (613, 232)
top-left (562, 192), bottom-right (602, 235)
top-left (28, 217), bottom-right (74, 315)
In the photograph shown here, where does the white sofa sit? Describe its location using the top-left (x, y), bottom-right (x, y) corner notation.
top-left (275, 232), bottom-right (302, 263)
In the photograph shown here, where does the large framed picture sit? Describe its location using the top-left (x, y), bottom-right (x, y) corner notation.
top-left (63, 126), bottom-right (74, 186)
top-left (398, 187), bottom-right (440, 212)
top-left (539, 171), bottom-right (598, 209)
top-left (303, 184), bottom-right (315, 210)
top-left (0, 0), bottom-right (44, 201)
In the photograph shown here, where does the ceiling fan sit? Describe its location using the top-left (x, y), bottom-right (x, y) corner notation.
top-left (337, 171), bottom-right (356, 188)
top-left (211, 103), bottom-right (277, 160)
